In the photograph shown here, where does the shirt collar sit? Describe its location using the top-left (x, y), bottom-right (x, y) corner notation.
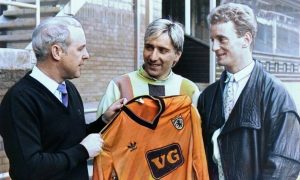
top-left (30, 66), bottom-right (64, 93)
top-left (226, 61), bottom-right (255, 82)
top-left (138, 65), bottom-right (173, 82)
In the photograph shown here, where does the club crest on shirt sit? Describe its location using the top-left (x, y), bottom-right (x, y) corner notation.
top-left (171, 115), bottom-right (184, 130)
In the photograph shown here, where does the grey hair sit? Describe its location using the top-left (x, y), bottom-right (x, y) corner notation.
top-left (32, 16), bottom-right (82, 61)
top-left (144, 18), bottom-right (184, 52)
top-left (208, 3), bottom-right (257, 49)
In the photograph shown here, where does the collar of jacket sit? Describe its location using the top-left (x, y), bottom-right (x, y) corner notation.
top-left (220, 60), bottom-right (262, 135)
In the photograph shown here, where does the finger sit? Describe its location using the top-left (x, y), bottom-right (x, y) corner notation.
top-left (121, 98), bottom-right (128, 104)
top-left (117, 104), bottom-right (123, 109)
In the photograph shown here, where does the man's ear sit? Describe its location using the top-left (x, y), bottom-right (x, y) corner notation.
top-left (242, 32), bottom-right (252, 48)
top-left (172, 51), bottom-right (182, 67)
top-left (51, 44), bottom-right (63, 61)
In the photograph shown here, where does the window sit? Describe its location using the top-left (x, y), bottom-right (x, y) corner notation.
top-left (223, 0), bottom-right (300, 57)
top-left (162, 0), bottom-right (185, 25)
top-left (191, 0), bottom-right (210, 43)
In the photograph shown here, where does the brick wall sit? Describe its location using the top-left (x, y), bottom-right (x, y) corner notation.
top-left (0, 134), bottom-right (9, 173)
top-left (72, 2), bottom-right (136, 103)
top-left (0, 48), bottom-right (32, 173)
top-left (0, 69), bottom-right (29, 173)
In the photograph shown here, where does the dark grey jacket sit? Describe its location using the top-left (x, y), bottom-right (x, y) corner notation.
top-left (198, 60), bottom-right (300, 180)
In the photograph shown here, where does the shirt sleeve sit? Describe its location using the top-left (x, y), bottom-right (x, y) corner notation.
top-left (262, 82), bottom-right (300, 178)
top-left (191, 87), bottom-right (200, 107)
top-left (180, 78), bottom-right (200, 107)
top-left (190, 105), bottom-right (209, 180)
top-left (96, 80), bottom-right (121, 118)
top-left (262, 112), bottom-right (300, 179)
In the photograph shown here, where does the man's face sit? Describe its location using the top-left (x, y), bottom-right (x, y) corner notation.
top-left (60, 26), bottom-right (89, 79)
top-left (143, 33), bottom-right (181, 80)
top-left (210, 21), bottom-right (245, 70)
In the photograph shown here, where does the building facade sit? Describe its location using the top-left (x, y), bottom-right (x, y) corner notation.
top-left (0, 0), bottom-right (299, 174)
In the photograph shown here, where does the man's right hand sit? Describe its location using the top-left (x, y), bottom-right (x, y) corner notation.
top-left (102, 98), bottom-right (128, 123)
top-left (80, 133), bottom-right (103, 158)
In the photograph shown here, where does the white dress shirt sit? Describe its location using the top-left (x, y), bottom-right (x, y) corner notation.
top-left (30, 66), bottom-right (65, 103)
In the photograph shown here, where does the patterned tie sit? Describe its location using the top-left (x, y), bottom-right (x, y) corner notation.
top-left (57, 84), bottom-right (68, 107)
top-left (224, 74), bottom-right (235, 120)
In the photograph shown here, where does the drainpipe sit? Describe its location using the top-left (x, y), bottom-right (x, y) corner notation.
top-left (209, 0), bottom-right (216, 83)
top-left (35, 0), bottom-right (40, 26)
top-left (145, 0), bottom-right (153, 25)
top-left (184, 0), bottom-right (191, 35)
top-left (185, 0), bottom-right (191, 35)
top-left (272, 17), bottom-right (277, 54)
top-left (134, 0), bottom-right (140, 70)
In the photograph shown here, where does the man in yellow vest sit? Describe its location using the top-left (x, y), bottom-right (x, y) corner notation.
top-left (97, 18), bottom-right (200, 126)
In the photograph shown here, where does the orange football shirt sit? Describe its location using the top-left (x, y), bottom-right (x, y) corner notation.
top-left (93, 95), bottom-right (209, 180)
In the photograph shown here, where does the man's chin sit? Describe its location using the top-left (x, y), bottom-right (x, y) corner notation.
top-left (149, 73), bottom-right (159, 78)
top-left (71, 73), bottom-right (81, 79)
top-left (216, 58), bottom-right (226, 66)
top-left (145, 70), bottom-right (159, 78)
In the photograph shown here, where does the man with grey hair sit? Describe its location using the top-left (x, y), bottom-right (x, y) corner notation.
top-left (0, 16), bottom-right (124, 179)
top-left (96, 18), bottom-right (200, 124)
top-left (93, 18), bottom-right (208, 180)
top-left (197, 3), bottom-right (300, 179)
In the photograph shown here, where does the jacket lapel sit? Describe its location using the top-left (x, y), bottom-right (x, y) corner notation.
top-left (221, 60), bottom-right (262, 135)
top-left (207, 71), bottom-right (227, 134)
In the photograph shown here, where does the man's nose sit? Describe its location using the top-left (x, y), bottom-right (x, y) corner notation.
top-left (83, 49), bottom-right (90, 60)
top-left (212, 41), bottom-right (220, 52)
top-left (149, 48), bottom-right (159, 60)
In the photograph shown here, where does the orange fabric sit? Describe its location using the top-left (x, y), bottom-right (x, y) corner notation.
top-left (93, 95), bottom-right (209, 180)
